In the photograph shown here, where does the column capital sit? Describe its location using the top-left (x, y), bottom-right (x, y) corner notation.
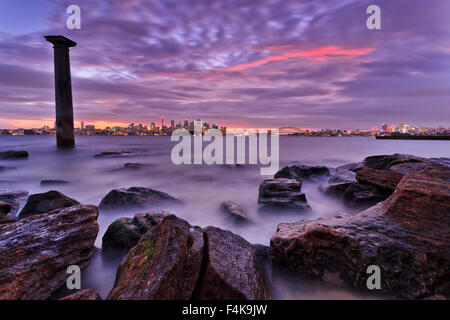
top-left (44, 35), bottom-right (77, 48)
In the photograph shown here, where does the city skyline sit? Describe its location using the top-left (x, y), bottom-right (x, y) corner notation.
top-left (1, 1), bottom-right (450, 129)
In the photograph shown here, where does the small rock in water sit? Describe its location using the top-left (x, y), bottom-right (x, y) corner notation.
top-left (0, 150), bottom-right (29, 159)
top-left (99, 186), bottom-right (181, 211)
top-left (95, 151), bottom-right (134, 158)
top-left (123, 163), bottom-right (145, 169)
top-left (18, 190), bottom-right (80, 219)
top-left (220, 201), bottom-right (250, 223)
top-left (40, 179), bottom-right (70, 186)
top-left (258, 178), bottom-right (310, 212)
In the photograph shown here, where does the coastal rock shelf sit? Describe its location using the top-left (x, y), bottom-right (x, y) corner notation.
top-left (272, 163), bottom-right (450, 299)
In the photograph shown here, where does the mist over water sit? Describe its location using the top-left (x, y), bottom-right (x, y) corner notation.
top-left (1, 135), bottom-right (448, 299)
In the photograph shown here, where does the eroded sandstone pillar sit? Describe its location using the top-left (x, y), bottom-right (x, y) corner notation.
top-left (45, 35), bottom-right (77, 148)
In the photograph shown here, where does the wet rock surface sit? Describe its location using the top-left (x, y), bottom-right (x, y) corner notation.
top-left (18, 190), bottom-right (80, 219)
top-left (102, 210), bottom-right (169, 251)
top-left (355, 168), bottom-right (404, 193)
top-left (99, 187), bottom-right (181, 211)
top-left (258, 178), bottom-right (310, 212)
top-left (0, 205), bottom-right (99, 300)
top-left (271, 169), bottom-right (450, 299)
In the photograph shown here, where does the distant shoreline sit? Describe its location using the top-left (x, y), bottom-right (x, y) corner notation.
top-left (376, 135), bottom-right (450, 140)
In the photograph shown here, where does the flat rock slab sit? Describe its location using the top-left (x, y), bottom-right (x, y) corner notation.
top-left (0, 205), bottom-right (99, 300)
top-left (258, 178), bottom-right (310, 212)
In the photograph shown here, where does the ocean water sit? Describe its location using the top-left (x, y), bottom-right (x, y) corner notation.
top-left (1, 135), bottom-right (449, 299)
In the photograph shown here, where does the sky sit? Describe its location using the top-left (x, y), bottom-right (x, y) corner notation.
top-left (0, 0), bottom-right (450, 130)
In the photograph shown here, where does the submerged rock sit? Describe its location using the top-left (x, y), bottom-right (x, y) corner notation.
top-left (0, 150), bottom-right (28, 160)
top-left (94, 151), bottom-right (134, 158)
top-left (220, 201), bottom-right (250, 223)
top-left (107, 215), bottom-right (271, 300)
top-left (40, 179), bottom-right (70, 186)
top-left (18, 190), bottom-right (80, 219)
top-left (271, 170), bottom-right (450, 299)
top-left (258, 179), bottom-right (310, 212)
top-left (99, 187), bottom-right (181, 211)
top-left (356, 168), bottom-right (404, 193)
top-left (102, 211), bottom-right (169, 251)
top-left (60, 289), bottom-right (102, 300)
top-left (123, 163), bottom-right (145, 169)
top-left (0, 205), bottom-right (99, 300)
top-left (275, 164), bottom-right (329, 181)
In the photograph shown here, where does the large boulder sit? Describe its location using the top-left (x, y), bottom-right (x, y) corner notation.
top-left (258, 179), bottom-right (310, 212)
top-left (0, 205), bottom-right (99, 299)
top-left (102, 211), bottom-right (169, 251)
top-left (18, 190), bottom-right (80, 219)
top-left (356, 168), bottom-right (404, 193)
top-left (0, 150), bottom-right (28, 160)
top-left (219, 201), bottom-right (250, 223)
top-left (319, 182), bottom-right (353, 196)
top-left (60, 289), bottom-right (102, 300)
top-left (271, 170), bottom-right (450, 299)
top-left (99, 187), bottom-right (181, 211)
top-left (275, 164), bottom-right (329, 181)
top-left (107, 215), bottom-right (271, 300)
top-left (107, 215), bottom-right (204, 300)
top-left (193, 227), bottom-right (271, 300)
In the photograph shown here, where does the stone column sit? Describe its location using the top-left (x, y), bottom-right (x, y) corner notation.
top-left (45, 35), bottom-right (77, 148)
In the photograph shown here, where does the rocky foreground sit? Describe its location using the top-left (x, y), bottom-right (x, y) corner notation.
top-left (0, 152), bottom-right (448, 300)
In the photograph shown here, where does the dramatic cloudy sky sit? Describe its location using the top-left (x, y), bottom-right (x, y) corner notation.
top-left (1, 0), bottom-right (449, 129)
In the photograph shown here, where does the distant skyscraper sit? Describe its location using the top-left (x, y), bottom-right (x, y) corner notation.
top-left (81, 121), bottom-right (84, 130)
top-left (161, 116), bottom-right (164, 128)
top-left (183, 119), bottom-right (189, 129)
top-left (170, 120), bottom-right (175, 129)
